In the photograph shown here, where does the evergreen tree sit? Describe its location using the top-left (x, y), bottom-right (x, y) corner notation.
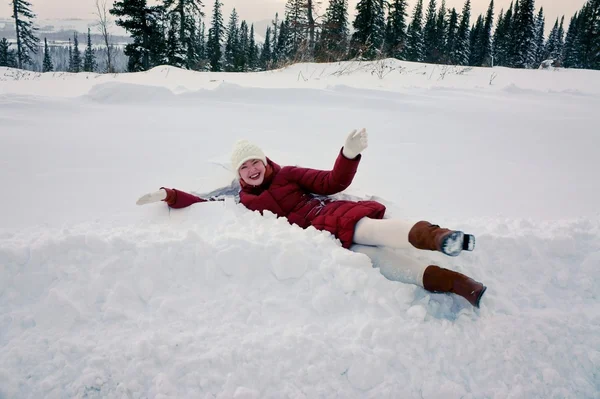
top-left (285, 0), bottom-right (309, 59)
top-left (271, 13), bottom-right (280, 51)
top-left (577, 2), bottom-right (596, 69)
top-left (42, 37), bottom-right (53, 72)
top-left (197, 21), bottom-right (206, 63)
top-left (184, 15), bottom-right (198, 69)
top-left (163, 0), bottom-right (204, 69)
top-left (493, 5), bottom-right (513, 66)
top-left (533, 7), bottom-right (545, 66)
top-left (274, 20), bottom-right (293, 65)
top-left (248, 24), bottom-right (258, 71)
top-left (508, 0), bottom-right (520, 65)
top-left (148, 6), bottom-right (168, 67)
top-left (445, 8), bottom-right (459, 64)
top-left (84, 28), bottom-right (97, 72)
top-left (480, 0), bottom-right (494, 66)
top-left (422, 0), bottom-right (438, 63)
top-left (350, 0), bottom-right (386, 59)
top-left (544, 18), bottom-right (560, 61)
top-left (511, 0), bottom-right (536, 68)
top-left (68, 38), bottom-right (73, 72)
top-left (318, 0), bottom-right (350, 61)
top-left (556, 16), bottom-right (565, 63)
top-left (468, 15), bottom-right (483, 66)
top-left (590, 0), bottom-right (600, 69)
top-left (562, 13), bottom-right (579, 68)
top-left (435, 0), bottom-right (448, 62)
top-left (404, 0), bottom-right (424, 62)
top-left (0, 37), bottom-right (18, 67)
top-left (166, 13), bottom-right (186, 67)
top-left (206, 0), bottom-right (224, 71)
top-left (72, 33), bottom-right (82, 72)
top-left (224, 9), bottom-right (239, 72)
top-left (11, 0), bottom-right (40, 69)
top-left (260, 26), bottom-right (272, 69)
top-left (452, 0), bottom-right (471, 65)
top-left (111, 0), bottom-right (166, 71)
top-left (237, 20), bottom-right (249, 71)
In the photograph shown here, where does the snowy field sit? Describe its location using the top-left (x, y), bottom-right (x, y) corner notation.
top-left (0, 60), bottom-right (599, 398)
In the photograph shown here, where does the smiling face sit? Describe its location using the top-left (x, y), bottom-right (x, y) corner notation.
top-left (239, 158), bottom-right (267, 186)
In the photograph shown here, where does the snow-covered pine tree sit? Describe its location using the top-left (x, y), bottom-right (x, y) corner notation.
top-left (576, 1), bottom-right (596, 69)
top-left (590, 0), bottom-right (600, 69)
top-left (166, 13), bottom-right (186, 67)
top-left (493, 4), bottom-right (513, 66)
top-left (83, 28), bottom-right (97, 72)
top-left (237, 20), bottom-right (249, 71)
top-left (274, 20), bottom-right (292, 65)
top-left (42, 37), bottom-right (53, 72)
top-left (110, 0), bottom-right (166, 71)
top-left (206, 0), bottom-right (224, 71)
top-left (404, 0), bottom-right (424, 62)
top-left (350, 0), bottom-right (386, 60)
top-left (11, 0), bottom-right (40, 69)
top-left (0, 38), bottom-right (18, 67)
top-left (224, 8), bottom-right (239, 72)
top-left (271, 13), bottom-right (279, 51)
top-left (452, 0), bottom-right (471, 65)
top-left (185, 16), bottom-right (199, 69)
top-left (435, 0), bottom-right (448, 62)
top-left (479, 0), bottom-right (494, 66)
top-left (285, 0), bottom-right (309, 60)
top-left (67, 38), bottom-right (73, 72)
top-left (422, 0), bottom-right (438, 63)
top-left (148, 6), bottom-right (168, 67)
top-left (544, 18), bottom-right (559, 61)
top-left (556, 16), bottom-right (565, 64)
top-left (562, 12), bottom-right (579, 68)
top-left (533, 7), bottom-right (545, 66)
top-left (260, 26), bottom-right (272, 69)
top-left (468, 15), bottom-right (483, 66)
top-left (72, 33), bottom-right (82, 72)
top-left (511, 0), bottom-right (536, 68)
top-left (162, 0), bottom-right (204, 69)
top-left (445, 8), bottom-right (459, 64)
top-left (247, 24), bottom-right (258, 71)
top-left (196, 21), bottom-right (206, 66)
top-left (317, 0), bottom-right (350, 62)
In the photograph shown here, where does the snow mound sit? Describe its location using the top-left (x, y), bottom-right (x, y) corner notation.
top-left (85, 81), bottom-right (176, 103)
top-left (1, 202), bottom-right (599, 398)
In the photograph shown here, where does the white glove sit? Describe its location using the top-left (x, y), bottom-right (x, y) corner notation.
top-left (136, 189), bottom-right (167, 205)
top-left (342, 128), bottom-right (368, 159)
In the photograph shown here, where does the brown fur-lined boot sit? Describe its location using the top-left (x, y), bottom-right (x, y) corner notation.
top-left (422, 265), bottom-right (486, 308)
top-left (408, 221), bottom-right (475, 257)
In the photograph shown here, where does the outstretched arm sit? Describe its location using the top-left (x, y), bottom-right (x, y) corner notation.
top-left (286, 128), bottom-right (369, 196)
top-left (136, 188), bottom-right (209, 209)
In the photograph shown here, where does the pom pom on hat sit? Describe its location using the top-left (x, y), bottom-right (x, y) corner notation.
top-left (230, 139), bottom-right (267, 177)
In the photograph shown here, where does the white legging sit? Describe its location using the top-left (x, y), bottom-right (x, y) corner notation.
top-left (353, 217), bottom-right (415, 249)
top-left (352, 217), bottom-right (427, 287)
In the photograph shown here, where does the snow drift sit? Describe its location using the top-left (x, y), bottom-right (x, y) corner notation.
top-left (0, 60), bottom-right (599, 398)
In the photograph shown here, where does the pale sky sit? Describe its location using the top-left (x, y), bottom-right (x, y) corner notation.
top-left (1, 0), bottom-right (587, 27)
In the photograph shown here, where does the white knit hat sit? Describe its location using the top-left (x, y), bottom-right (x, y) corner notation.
top-left (230, 139), bottom-right (267, 177)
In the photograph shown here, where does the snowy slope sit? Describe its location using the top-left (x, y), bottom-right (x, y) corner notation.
top-left (0, 60), bottom-right (599, 398)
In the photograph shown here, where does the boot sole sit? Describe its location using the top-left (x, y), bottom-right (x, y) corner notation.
top-left (441, 231), bottom-right (464, 256)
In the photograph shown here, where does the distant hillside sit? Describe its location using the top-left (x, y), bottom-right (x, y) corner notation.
top-left (0, 17), bottom-right (131, 44)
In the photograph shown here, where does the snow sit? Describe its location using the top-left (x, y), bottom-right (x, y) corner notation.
top-left (1, 59), bottom-right (599, 398)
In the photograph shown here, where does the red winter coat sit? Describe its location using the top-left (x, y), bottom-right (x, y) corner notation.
top-left (163, 149), bottom-right (386, 248)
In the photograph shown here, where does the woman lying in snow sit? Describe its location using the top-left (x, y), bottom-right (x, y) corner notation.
top-left (137, 129), bottom-right (487, 308)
